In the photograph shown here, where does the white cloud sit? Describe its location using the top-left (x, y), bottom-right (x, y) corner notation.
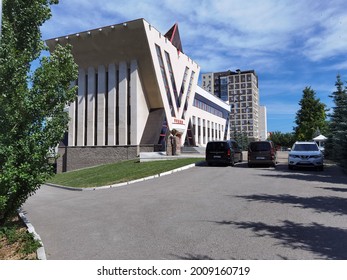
top-left (303, 13), bottom-right (347, 61)
top-left (39, 0), bottom-right (347, 133)
top-left (43, 0), bottom-right (347, 64)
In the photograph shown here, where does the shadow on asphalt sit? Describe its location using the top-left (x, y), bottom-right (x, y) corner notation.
top-left (318, 186), bottom-right (347, 193)
top-left (169, 253), bottom-right (216, 260)
top-left (195, 161), bottom-right (255, 168)
top-left (235, 194), bottom-right (347, 216)
top-left (257, 163), bottom-right (347, 186)
top-left (210, 220), bottom-right (347, 260)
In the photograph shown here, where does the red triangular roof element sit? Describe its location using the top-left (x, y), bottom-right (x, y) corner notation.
top-left (164, 23), bottom-right (183, 53)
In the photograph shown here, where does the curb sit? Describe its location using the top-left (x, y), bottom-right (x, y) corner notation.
top-left (18, 209), bottom-right (47, 260)
top-left (46, 162), bottom-right (201, 191)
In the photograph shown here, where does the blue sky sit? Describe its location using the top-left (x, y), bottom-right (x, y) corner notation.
top-left (40, 0), bottom-right (347, 133)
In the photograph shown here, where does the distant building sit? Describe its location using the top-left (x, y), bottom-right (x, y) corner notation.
top-left (258, 105), bottom-right (268, 141)
top-left (202, 70), bottom-right (260, 140)
top-left (46, 19), bottom-right (230, 172)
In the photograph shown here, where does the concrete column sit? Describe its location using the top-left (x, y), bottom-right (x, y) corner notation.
top-left (204, 119), bottom-right (208, 144)
top-left (130, 60), bottom-right (138, 145)
top-left (207, 121), bottom-right (211, 142)
top-left (107, 63), bottom-right (116, 146)
top-left (211, 122), bottom-right (215, 140)
top-left (118, 61), bottom-right (128, 145)
top-left (97, 65), bottom-right (106, 146)
top-left (76, 68), bottom-right (85, 146)
top-left (219, 124), bottom-right (222, 140)
top-left (192, 116), bottom-right (198, 145)
top-left (212, 123), bottom-right (217, 140)
top-left (196, 117), bottom-right (199, 145)
top-left (198, 118), bottom-right (203, 145)
top-left (68, 100), bottom-right (75, 146)
top-left (68, 82), bottom-right (76, 146)
top-left (201, 119), bottom-right (205, 144)
top-left (87, 66), bottom-right (96, 146)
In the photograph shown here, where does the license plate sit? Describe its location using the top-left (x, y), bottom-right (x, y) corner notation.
top-left (214, 155), bottom-right (221, 159)
top-left (256, 157), bottom-right (265, 160)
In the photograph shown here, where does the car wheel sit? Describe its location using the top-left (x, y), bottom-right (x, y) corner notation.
top-left (230, 156), bottom-right (235, 166)
top-left (248, 162), bottom-right (253, 168)
top-left (207, 162), bottom-right (212, 166)
top-left (317, 165), bottom-right (324, 171)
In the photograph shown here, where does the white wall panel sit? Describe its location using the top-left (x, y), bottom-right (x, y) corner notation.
top-left (77, 68), bottom-right (86, 146)
top-left (107, 63), bottom-right (117, 146)
top-left (130, 60), bottom-right (149, 145)
top-left (118, 61), bottom-right (128, 145)
top-left (87, 66), bottom-right (96, 146)
top-left (97, 65), bottom-right (106, 146)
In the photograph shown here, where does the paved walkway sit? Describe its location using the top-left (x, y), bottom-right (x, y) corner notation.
top-left (22, 151), bottom-right (347, 259)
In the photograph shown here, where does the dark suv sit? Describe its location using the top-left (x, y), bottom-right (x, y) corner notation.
top-left (206, 140), bottom-right (243, 166)
top-left (248, 141), bottom-right (277, 167)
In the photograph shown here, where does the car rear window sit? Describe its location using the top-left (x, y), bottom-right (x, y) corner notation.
top-left (293, 144), bottom-right (319, 151)
top-left (207, 142), bottom-right (228, 151)
top-left (249, 142), bottom-right (271, 152)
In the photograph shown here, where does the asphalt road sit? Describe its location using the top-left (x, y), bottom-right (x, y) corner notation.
top-left (23, 153), bottom-right (347, 260)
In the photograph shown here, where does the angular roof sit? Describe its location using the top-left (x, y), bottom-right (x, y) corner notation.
top-left (313, 134), bottom-right (327, 141)
top-left (164, 23), bottom-right (183, 53)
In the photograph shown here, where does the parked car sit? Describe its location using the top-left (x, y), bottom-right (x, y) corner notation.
top-left (288, 141), bottom-right (324, 171)
top-left (205, 140), bottom-right (243, 166)
top-left (247, 141), bottom-right (277, 167)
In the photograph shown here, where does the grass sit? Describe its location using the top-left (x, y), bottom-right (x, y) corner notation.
top-left (0, 216), bottom-right (41, 260)
top-left (47, 158), bottom-right (203, 188)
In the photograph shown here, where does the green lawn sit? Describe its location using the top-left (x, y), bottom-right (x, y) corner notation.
top-left (47, 158), bottom-right (202, 188)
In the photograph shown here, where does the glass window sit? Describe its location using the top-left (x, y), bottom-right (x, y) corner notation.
top-left (155, 45), bottom-right (174, 116)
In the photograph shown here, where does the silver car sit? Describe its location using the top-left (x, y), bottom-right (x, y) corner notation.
top-left (288, 141), bottom-right (324, 171)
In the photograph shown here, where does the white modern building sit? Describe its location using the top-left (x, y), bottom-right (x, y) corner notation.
top-left (47, 19), bottom-right (230, 172)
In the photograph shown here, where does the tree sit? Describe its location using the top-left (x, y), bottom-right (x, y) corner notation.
top-left (325, 74), bottom-right (347, 167)
top-left (233, 132), bottom-right (249, 151)
top-left (268, 131), bottom-right (296, 149)
top-left (0, 0), bottom-right (78, 225)
top-left (294, 87), bottom-right (328, 141)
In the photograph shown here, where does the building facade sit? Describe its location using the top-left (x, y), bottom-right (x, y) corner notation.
top-left (258, 105), bottom-right (268, 141)
top-left (202, 70), bottom-right (262, 141)
top-left (47, 19), bottom-right (230, 172)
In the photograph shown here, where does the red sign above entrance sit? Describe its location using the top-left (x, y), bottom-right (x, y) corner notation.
top-left (173, 118), bottom-right (184, 125)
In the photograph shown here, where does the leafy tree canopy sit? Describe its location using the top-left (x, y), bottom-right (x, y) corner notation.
top-left (0, 0), bottom-right (78, 224)
top-left (268, 131), bottom-right (296, 148)
top-left (294, 87), bottom-right (328, 141)
top-left (325, 74), bottom-right (347, 166)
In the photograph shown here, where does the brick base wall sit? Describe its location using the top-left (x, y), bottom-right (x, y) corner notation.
top-left (56, 145), bottom-right (142, 173)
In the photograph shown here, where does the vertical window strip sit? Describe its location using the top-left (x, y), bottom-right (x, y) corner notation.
top-left (182, 71), bottom-right (195, 119)
top-left (84, 74), bottom-right (88, 146)
top-left (105, 71), bottom-right (109, 146)
top-left (155, 45), bottom-right (175, 117)
top-left (94, 73), bottom-right (98, 146)
top-left (116, 69), bottom-right (120, 145)
top-left (165, 52), bottom-right (179, 108)
top-left (74, 80), bottom-right (78, 146)
top-left (127, 68), bottom-right (131, 145)
top-left (179, 67), bottom-right (189, 108)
